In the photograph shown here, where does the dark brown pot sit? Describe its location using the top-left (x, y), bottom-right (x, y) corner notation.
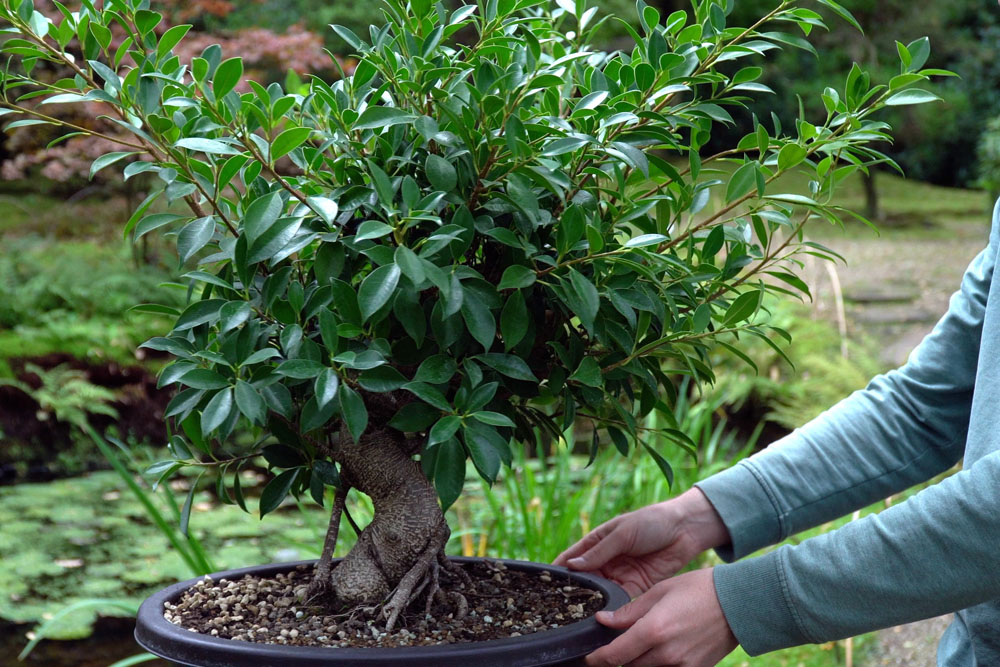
top-left (135, 557), bottom-right (630, 666)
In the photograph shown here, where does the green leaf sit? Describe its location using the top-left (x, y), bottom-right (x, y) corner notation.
top-left (463, 421), bottom-right (505, 484)
top-left (213, 57), bottom-right (243, 99)
top-left (248, 216), bottom-right (301, 264)
top-left (461, 293), bottom-right (496, 350)
top-left (270, 127), bottom-right (313, 160)
top-left (300, 395), bottom-right (337, 432)
top-left (358, 366), bottom-right (408, 392)
top-left (723, 290), bottom-right (762, 326)
top-left (476, 353), bottom-right (538, 382)
top-left (158, 24), bottom-right (193, 58)
top-left (243, 192), bottom-right (284, 243)
top-left (259, 468), bottom-right (299, 517)
top-left (90, 151), bottom-right (139, 180)
top-left (501, 290), bottom-right (528, 350)
top-left (174, 299), bottom-right (226, 331)
top-left (219, 301), bottom-right (251, 333)
top-left (314, 460), bottom-right (341, 488)
top-left (315, 368), bottom-right (340, 409)
top-left (394, 246), bottom-right (426, 284)
top-left (414, 355), bottom-right (458, 384)
top-left (497, 265), bottom-right (536, 290)
top-left (201, 388), bottom-right (234, 435)
top-left (277, 359), bottom-right (326, 379)
top-left (330, 24), bottom-right (367, 51)
top-left (234, 380), bottom-right (267, 425)
top-left (403, 382), bottom-right (451, 412)
top-left (176, 216), bottom-right (216, 265)
top-left (179, 369), bottom-right (229, 390)
top-left (624, 233), bottom-right (667, 249)
top-left (134, 213), bottom-right (185, 241)
top-left (885, 89), bottom-right (941, 106)
top-left (432, 438), bottom-right (466, 509)
top-left (175, 138), bottom-right (240, 155)
top-left (726, 162), bottom-right (758, 203)
top-left (777, 144), bottom-right (807, 171)
top-left (359, 263), bottom-right (401, 321)
top-left (472, 411), bottom-right (515, 427)
top-left (569, 356), bottom-right (603, 387)
top-left (642, 443), bottom-right (674, 488)
top-left (425, 154), bottom-right (458, 191)
top-left (355, 220), bottom-right (394, 241)
top-left (567, 269), bottom-right (600, 331)
top-left (389, 402), bottom-right (439, 431)
top-left (428, 415), bottom-right (463, 446)
top-left (355, 106), bottom-right (415, 130)
top-left (542, 136), bottom-right (591, 156)
top-left (339, 385), bottom-right (368, 442)
top-left (307, 196), bottom-right (339, 225)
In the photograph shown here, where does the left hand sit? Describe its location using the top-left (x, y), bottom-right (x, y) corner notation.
top-left (586, 567), bottom-right (738, 667)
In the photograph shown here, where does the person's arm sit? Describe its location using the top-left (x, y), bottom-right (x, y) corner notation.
top-left (695, 204), bottom-right (998, 561)
top-left (715, 450), bottom-right (1000, 655)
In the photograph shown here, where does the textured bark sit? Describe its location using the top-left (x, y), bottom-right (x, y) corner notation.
top-left (316, 427), bottom-right (454, 628)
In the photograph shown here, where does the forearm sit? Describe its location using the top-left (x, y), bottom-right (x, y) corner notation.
top-left (715, 451), bottom-right (1000, 655)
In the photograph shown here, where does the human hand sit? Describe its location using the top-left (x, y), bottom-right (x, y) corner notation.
top-left (585, 567), bottom-right (738, 667)
top-left (554, 488), bottom-right (730, 597)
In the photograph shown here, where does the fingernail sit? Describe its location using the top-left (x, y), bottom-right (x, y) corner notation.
top-left (567, 557), bottom-right (584, 568)
top-left (595, 610), bottom-right (611, 623)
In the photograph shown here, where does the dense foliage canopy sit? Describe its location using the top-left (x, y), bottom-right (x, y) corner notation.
top-left (0, 0), bottom-right (945, 515)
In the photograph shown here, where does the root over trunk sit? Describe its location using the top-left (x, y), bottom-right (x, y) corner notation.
top-left (313, 427), bottom-right (463, 630)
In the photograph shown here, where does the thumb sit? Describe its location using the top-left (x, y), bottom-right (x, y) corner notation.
top-left (595, 587), bottom-right (661, 628)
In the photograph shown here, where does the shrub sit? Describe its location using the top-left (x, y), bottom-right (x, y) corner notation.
top-left (0, 0), bottom-right (945, 630)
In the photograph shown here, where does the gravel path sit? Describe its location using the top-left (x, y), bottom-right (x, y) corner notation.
top-left (864, 616), bottom-right (952, 666)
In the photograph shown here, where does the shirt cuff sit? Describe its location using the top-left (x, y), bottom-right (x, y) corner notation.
top-left (714, 549), bottom-right (812, 656)
top-left (695, 460), bottom-right (783, 561)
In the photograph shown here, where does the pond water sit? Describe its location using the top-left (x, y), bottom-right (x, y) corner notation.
top-left (1, 618), bottom-right (168, 666)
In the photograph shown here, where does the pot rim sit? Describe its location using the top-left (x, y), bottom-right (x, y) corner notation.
top-left (135, 556), bottom-right (630, 666)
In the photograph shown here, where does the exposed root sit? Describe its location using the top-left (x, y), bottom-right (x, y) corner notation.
top-left (382, 525), bottom-right (449, 631)
top-left (307, 484), bottom-right (349, 600)
top-left (449, 590), bottom-right (469, 620)
top-left (438, 551), bottom-right (473, 589)
top-left (423, 559), bottom-right (441, 616)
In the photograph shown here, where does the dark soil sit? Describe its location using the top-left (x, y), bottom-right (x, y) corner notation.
top-left (167, 561), bottom-right (604, 648)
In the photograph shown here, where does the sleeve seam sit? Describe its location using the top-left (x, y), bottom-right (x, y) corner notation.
top-left (776, 547), bottom-right (819, 644)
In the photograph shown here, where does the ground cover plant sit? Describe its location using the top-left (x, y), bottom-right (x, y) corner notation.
top-left (0, 0), bottom-right (946, 640)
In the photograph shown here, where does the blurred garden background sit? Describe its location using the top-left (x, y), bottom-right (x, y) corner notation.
top-left (1, 0), bottom-right (997, 665)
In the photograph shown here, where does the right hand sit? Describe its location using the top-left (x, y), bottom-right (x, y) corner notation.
top-left (553, 488), bottom-right (731, 597)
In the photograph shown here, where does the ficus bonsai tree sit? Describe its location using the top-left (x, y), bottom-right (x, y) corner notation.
top-left (0, 0), bottom-right (945, 632)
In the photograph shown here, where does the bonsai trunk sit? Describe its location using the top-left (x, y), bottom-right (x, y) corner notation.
top-left (312, 427), bottom-right (459, 630)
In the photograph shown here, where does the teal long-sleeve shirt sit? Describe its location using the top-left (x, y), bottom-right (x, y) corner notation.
top-left (695, 201), bottom-right (1000, 665)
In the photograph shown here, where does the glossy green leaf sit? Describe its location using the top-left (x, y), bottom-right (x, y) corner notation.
top-left (359, 263), bottom-right (401, 321)
top-left (259, 468), bottom-right (298, 517)
top-left (339, 385), bottom-right (368, 442)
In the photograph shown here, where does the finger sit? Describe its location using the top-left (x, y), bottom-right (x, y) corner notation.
top-left (564, 523), bottom-right (633, 571)
top-left (554, 518), bottom-right (620, 566)
top-left (585, 621), bottom-right (655, 667)
top-left (595, 585), bottom-right (663, 629)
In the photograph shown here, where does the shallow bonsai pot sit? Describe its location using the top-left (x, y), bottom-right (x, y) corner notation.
top-left (135, 557), bottom-right (630, 666)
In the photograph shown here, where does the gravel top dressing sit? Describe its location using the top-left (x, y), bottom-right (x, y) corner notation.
top-left (164, 560), bottom-right (605, 648)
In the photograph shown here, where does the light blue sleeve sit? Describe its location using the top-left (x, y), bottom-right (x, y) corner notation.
top-left (693, 203), bottom-right (999, 654)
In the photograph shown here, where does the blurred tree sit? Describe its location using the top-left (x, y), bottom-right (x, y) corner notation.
top-left (721, 0), bottom-right (1000, 188)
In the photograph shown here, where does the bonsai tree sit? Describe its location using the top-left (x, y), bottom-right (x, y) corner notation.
top-left (0, 0), bottom-right (945, 631)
